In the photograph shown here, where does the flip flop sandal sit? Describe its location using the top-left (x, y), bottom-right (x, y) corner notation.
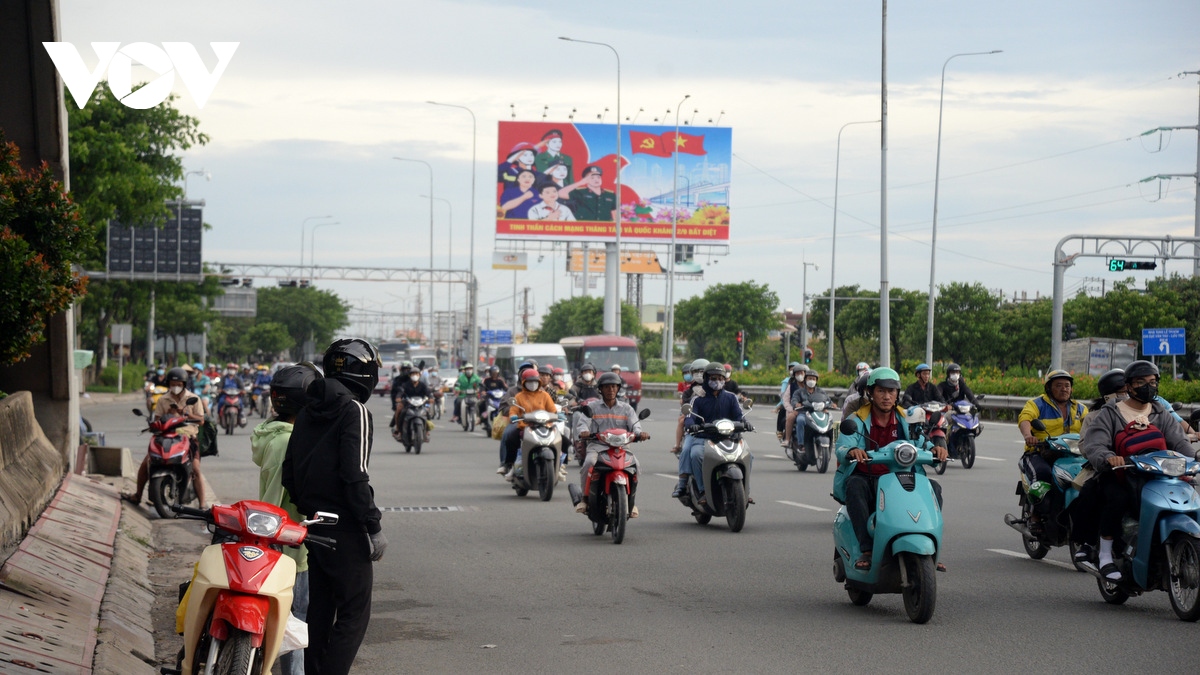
top-left (854, 552), bottom-right (872, 571)
top-left (936, 562), bottom-right (947, 572)
top-left (1099, 563), bottom-right (1123, 582)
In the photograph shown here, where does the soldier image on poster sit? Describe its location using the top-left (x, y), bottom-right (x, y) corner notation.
top-left (561, 165), bottom-right (616, 222)
top-left (533, 129), bottom-right (574, 184)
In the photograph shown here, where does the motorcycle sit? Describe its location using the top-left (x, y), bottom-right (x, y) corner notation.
top-left (676, 402), bottom-right (753, 532)
top-left (567, 406), bottom-right (651, 544)
top-left (396, 395), bottom-right (430, 454)
top-left (481, 388), bottom-right (506, 435)
top-left (787, 391), bottom-right (834, 473)
top-left (171, 501), bottom-right (338, 675)
top-left (946, 397), bottom-right (983, 469)
top-left (508, 403), bottom-right (564, 501)
top-left (1077, 450), bottom-right (1200, 621)
top-left (1003, 419), bottom-right (1089, 570)
top-left (832, 418), bottom-right (943, 624)
top-left (904, 400), bottom-right (950, 474)
top-left (132, 401), bottom-right (200, 519)
top-left (145, 381), bottom-right (168, 415)
top-left (459, 391), bottom-right (477, 432)
top-left (217, 387), bottom-right (246, 435)
top-left (252, 384), bottom-right (271, 419)
top-left (430, 388), bottom-right (444, 420)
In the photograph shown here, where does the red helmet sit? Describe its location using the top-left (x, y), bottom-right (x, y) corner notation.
top-left (553, 367), bottom-right (564, 375)
top-left (723, 363), bottom-right (733, 372)
top-left (521, 370), bottom-right (539, 383)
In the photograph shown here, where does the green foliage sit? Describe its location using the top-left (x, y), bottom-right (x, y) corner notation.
top-left (91, 360), bottom-right (150, 393)
top-left (643, 357), bottom-right (667, 374)
top-left (0, 133), bottom-right (93, 365)
top-left (674, 282), bottom-right (782, 363)
top-left (534, 296), bottom-right (642, 342)
top-left (933, 282), bottom-right (1001, 366)
top-left (255, 286), bottom-right (350, 352)
top-left (237, 321), bottom-right (292, 360)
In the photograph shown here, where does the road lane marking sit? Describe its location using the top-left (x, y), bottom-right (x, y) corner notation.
top-left (654, 473), bottom-right (678, 480)
top-left (987, 548), bottom-right (1075, 571)
top-left (763, 454), bottom-right (787, 460)
top-left (777, 500), bottom-right (831, 512)
top-left (975, 456), bottom-right (1006, 462)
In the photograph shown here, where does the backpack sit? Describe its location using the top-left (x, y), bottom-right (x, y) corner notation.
top-left (1113, 418), bottom-right (1166, 457)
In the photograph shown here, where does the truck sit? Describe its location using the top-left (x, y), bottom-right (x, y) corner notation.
top-left (1060, 337), bottom-right (1138, 377)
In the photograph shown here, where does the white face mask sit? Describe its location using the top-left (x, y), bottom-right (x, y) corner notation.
top-left (805, 379), bottom-right (817, 388)
top-left (795, 374), bottom-right (804, 381)
top-left (170, 385), bottom-right (184, 395)
top-left (582, 372), bottom-right (594, 382)
top-left (949, 373), bottom-right (960, 383)
top-left (410, 374), bottom-right (419, 382)
top-left (524, 381), bottom-right (538, 391)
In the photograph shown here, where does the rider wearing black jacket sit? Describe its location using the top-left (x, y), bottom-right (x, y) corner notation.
top-left (903, 363), bottom-right (944, 406)
top-left (937, 363), bottom-right (977, 405)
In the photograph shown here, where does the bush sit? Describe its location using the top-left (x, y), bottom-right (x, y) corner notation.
top-left (643, 357), bottom-right (667, 375)
top-left (90, 361), bottom-right (150, 393)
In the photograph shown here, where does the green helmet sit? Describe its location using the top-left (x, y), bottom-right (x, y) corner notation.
top-left (866, 367), bottom-right (901, 390)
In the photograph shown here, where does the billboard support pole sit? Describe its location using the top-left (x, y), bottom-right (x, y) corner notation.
top-left (665, 94), bottom-right (690, 375)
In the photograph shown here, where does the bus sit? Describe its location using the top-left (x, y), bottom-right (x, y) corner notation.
top-left (559, 335), bottom-right (644, 408)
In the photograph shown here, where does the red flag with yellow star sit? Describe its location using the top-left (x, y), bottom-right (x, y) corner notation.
top-left (629, 130), bottom-right (671, 157)
top-left (660, 131), bottom-right (707, 156)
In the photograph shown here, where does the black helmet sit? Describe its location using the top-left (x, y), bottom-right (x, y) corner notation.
top-left (853, 372), bottom-right (870, 396)
top-left (580, 362), bottom-right (596, 373)
top-left (1097, 369), bottom-right (1125, 399)
top-left (322, 338), bottom-right (381, 402)
top-left (1123, 360), bottom-right (1159, 383)
top-left (270, 363), bottom-right (321, 417)
top-left (165, 367), bottom-right (188, 385)
top-left (704, 363), bottom-right (726, 379)
top-left (946, 363), bottom-right (961, 374)
top-left (488, 365), bottom-right (499, 374)
top-left (538, 364), bottom-right (554, 376)
top-left (597, 372), bottom-right (623, 388)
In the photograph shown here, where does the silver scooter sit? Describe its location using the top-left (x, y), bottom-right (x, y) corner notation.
top-left (508, 402), bottom-right (564, 501)
top-left (677, 402), bottom-right (754, 532)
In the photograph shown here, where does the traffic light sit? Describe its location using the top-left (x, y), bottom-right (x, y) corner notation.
top-left (1065, 323), bottom-right (1078, 341)
top-left (742, 356), bottom-right (750, 368)
top-left (735, 330), bottom-right (744, 348)
top-left (803, 348), bottom-right (813, 364)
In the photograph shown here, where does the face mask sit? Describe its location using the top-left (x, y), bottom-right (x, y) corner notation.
top-left (226, 370), bottom-right (236, 377)
top-left (795, 374), bottom-right (804, 382)
top-left (582, 372), bottom-right (594, 382)
top-left (683, 373), bottom-right (692, 383)
top-left (410, 374), bottom-right (419, 382)
top-left (805, 379), bottom-right (817, 388)
top-left (157, 369), bottom-right (165, 376)
top-left (709, 380), bottom-right (725, 391)
top-left (949, 373), bottom-right (960, 383)
top-left (1129, 382), bottom-right (1158, 404)
top-left (170, 385), bottom-right (183, 395)
top-left (430, 372), bottom-right (437, 377)
top-left (524, 381), bottom-right (539, 391)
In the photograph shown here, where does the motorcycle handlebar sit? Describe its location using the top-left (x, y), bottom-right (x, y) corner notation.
top-left (304, 534), bottom-right (338, 550)
top-left (171, 504), bottom-right (209, 520)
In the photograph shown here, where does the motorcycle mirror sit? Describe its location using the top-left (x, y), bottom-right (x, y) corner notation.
top-left (1189, 408), bottom-right (1200, 424)
top-left (680, 403), bottom-right (692, 416)
top-left (132, 408), bottom-right (144, 416)
top-left (637, 408), bottom-right (651, 420)
top-left (1030, 419), bottom-right (1047, 433)
top-left (578, 405), bottom-right (594, 418)
top-left (1171, 401), bottom-right (1183, 411)
top-left (839, 418), bottom-right (859, 436)
top-left (186, 396), bottom-right (199, 405)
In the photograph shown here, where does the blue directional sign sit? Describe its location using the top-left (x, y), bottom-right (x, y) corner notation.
top-left (1142, 328), bottom-right (1185, 356)
top-left (479, 330), bottom-right (513, 345)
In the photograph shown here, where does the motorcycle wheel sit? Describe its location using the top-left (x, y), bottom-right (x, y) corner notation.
top-left (933, 437), bottom-right (948, 474)
top-left (693, 512), bottom-right (712, 525)
top-left (900, 553), bottom-right (937, 624)
top-left (610, 489), bottom-right (628, 544)
top-left (846, 587), bottom-right (873, 606)
top-left (1068, 540), bottom-right (1088, 573)
top-left (1168, 536), bottom-right (1200, 621)
top-left (724, 480), bottom-right (747, 533)
top-left (1020, 501), bottom-right (1049, 559)
top-left (593, 507), bottom-right (606, 536)
top-left (1097, 577), bottom-right (1129, 605)
top-left (962, 436), bottom-right (976, 469)
top-left (223, 409), bottom-right (236, 435)
top-left (816, 445), bottom-right (830, 474)
top-left (148, 474), bottom-right (176, 520)
top-left (214, 628), bottom-right (256, 675)
top-left (537, 460), bottom-right (555, 502)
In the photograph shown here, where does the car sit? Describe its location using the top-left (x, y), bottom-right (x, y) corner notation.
top-left (376, 362), bottom-right (396, 396)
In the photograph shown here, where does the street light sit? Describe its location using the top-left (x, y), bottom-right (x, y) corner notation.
top-left (393, 157), bottom-right (435, 343)
top-left (299, 215), bottom-right (334, 273)
top-left (427, 101), bottom-right (479, 365)
top-left (800, 261), bottom-right (818, 361)
top-left (560, 36), bottom-right (622, 336)
top-left (308, 221), bottom-right (340, 279)
top-left (183, 168), bottom-right (210, 201)
top-left (664, 93), bottom-right (690, 374)
top-left (421, 194), bottom-right (453, 343)
top-left (829, 119), bottom-right (879, 372)
top-left (925, 49), bottom-right (1002, 366)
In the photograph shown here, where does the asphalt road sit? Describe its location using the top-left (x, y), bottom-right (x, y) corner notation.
top-left (84, 393), bottom-right (1198, 674)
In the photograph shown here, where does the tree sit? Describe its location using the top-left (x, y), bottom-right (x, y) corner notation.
top-left (256, 286), bottom-right (350, 353)
top-left (534, 296), bottom-right (642, 342)
top-left (237, 321), bottom-right (292, 361)
top-left (932, 282), bottom-right (1001, 366)
top-left (673, 282), bottom-right (781, 363)
top-left (0, 133), bottom-right (93, 365)
top-left (996, 298), bottom-right (1052, 371)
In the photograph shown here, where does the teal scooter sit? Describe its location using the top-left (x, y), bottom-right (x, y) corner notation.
top-left (831, 418), bottom-right (943, 623)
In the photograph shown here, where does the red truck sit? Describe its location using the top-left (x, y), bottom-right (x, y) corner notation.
top-left (560, 335), bottom-right (645, 409)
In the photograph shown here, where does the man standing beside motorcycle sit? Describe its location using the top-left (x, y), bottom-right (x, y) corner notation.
top-left (838, 368), bottom-right (947, 571)
top-left (282, 338), bottom-right (386, 675)
top-left (1017, 370), bottom-right (1088, 534)
top-left (903, 363), bottom-right (944, 406)
top-left (684, 362), bottom-right (754, 507)
top-left (789, 369), bottom-right (826, 450)
top-left (250, 363), bottom-right (321, 675)
top-left (450, 363), bottom-right (482, 423)
top-left (575, 372), bottom-right (648, 517)
top-left (391, 367), bottom-right (432, 442)
top-left (123, 367), bottom-right (211, 509)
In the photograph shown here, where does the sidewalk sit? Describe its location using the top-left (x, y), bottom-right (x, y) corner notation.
top-left (0, 473), bottom-right (157, 674)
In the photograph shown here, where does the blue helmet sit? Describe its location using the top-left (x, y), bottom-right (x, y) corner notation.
top-left (915, 363), bottom-right (931, 375)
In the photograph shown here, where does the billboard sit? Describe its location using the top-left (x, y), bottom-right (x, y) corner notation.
top-left (106, 202), bottom-right (204, 281)
top-left (496, 121), bottom-right (731, 245)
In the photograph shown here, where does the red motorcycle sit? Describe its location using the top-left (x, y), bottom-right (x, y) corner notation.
top-left (568, 406), bottom-right (651, 544)
top-left (170, 501), bottom-right (338, 675)
top-left (132, 401), bottom-right (199, 519)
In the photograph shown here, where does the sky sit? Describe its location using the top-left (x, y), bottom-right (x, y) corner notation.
top-left (59, 0), bottom-right (1200, 339)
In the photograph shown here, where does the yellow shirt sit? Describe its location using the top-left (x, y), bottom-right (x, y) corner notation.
top-left (1018, 394), bottom-right (1087, 451)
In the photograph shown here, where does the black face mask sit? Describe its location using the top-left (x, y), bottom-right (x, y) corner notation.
top-left (1129, 382), bottom-right (1158, 404)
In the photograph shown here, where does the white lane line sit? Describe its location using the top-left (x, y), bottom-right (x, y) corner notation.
top-left (987, 548), bottom-right (1075, 571)
top-left (975, 456), bottom-right (1006, 462)
top-left (654, 473), bottom-right (678, 480)
top-left (777, 500), bottom-right (832, 512)
top-left (763, 454), bottom-right (787, 460)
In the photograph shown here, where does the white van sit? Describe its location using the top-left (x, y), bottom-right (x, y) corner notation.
top-left (492, 343), bottom-right (571, 387)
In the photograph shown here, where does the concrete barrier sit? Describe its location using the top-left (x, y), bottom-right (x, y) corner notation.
top-left (0, 391), bottom-right (66, 558)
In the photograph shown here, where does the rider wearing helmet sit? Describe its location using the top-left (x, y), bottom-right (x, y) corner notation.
top-left (123, 367), bottom-right (211, 509)
top-left (680, 362), bottom-right (754, 506)
top-left (1017, 370), bottom-right (1089, 534)
top-left (777, 361), bottom-right (802, 442)
top-left (937, 363), bottom-right (977, 406)
top-left (392, 360), bottom-right (433, 440)
top-left (677, 361), bottom-right (695, 394)
top-left (569, 363), bottom-right (601, 402)
top-left (781, 364), bottom-right (809, 447)
top-left (1088, 369), bottom-right (1127, 417)
top-left (282, 339), bottom-right (386, 670)
top-left (451, 363), bottom-right (482, 422)
top-left (903, 363), bottom-right (944, 406)
top-left (217, 362), bottom-right (247, 422)
top-left (499, 369), bottom-right (559, 478)
top-left (670, 359), bottom-right (712, 496)
top-left (574, 372), bottom-right (648, 517)
top-left (835, 367), bottom-right (947, 572)
top-left (841, 371), bottom-right (871, 418)
top-left (855, 362), bottom-right (871, 378)
top-left (190, 362), bottom-right (212, 398)
top-left (1081, 360), bottom-right (1196, 581)
top-left (789, 368), bottom-right (826, 450)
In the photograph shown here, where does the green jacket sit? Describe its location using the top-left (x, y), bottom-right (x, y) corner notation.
top-left (454, 372), bottom-right (482, 393)
top-left (250, 419), bottom-right (307, 571)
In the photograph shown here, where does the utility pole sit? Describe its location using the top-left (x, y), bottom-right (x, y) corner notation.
top-left (1141, 71), bottom-right (1200, 276)
top-left (522, 286), bottom-right (531, 341)
top-left (800, 261), bottom-right (818, 367)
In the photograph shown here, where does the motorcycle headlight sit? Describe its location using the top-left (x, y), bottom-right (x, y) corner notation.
top-left (245, 510), bottom-right (281, 537)
top-left (715, 419), bottom-right (735, 436)
top-left (956, 403), bottom-right (971, 414)
top-left (1158, 456), bottom-right (1187, 477)
top-left (894, 443), bottom-right (917, 468)
top-left (812, 402), bottom-right (826, 412)
top-left (1065, 439), bottom-right (1082, 455)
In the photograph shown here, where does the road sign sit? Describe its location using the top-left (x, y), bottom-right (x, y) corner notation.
top-left (1142, 328), bottom-right (1185, 356)
top-left (480, 330), bottom-right (513, 345)
top-left (110, 323), bottom-right (133, 346)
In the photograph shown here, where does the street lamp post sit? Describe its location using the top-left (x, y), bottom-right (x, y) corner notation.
top-left (299, 215), bottom-right (334, 275)
top-left (664, 93), bottom-right (690, 374)
top-left (393, 157), bottom-right (435, 344)
top-left (427, 101), bottom-right (479, 365)
top-left (800, 261), bottom-right (818, 363)
top-left (560, 36), bottom-right (622, 336)
top-left (308, 221), bottom-right (340, 280)
top-left (422, 195), bottom-right (453, 344)
top-left (829, 119), bottom-right (879, 372)
top-left (183, 168), bottom-right (209, 201)
top-left (925, 49), bottom-right (1002, 366)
